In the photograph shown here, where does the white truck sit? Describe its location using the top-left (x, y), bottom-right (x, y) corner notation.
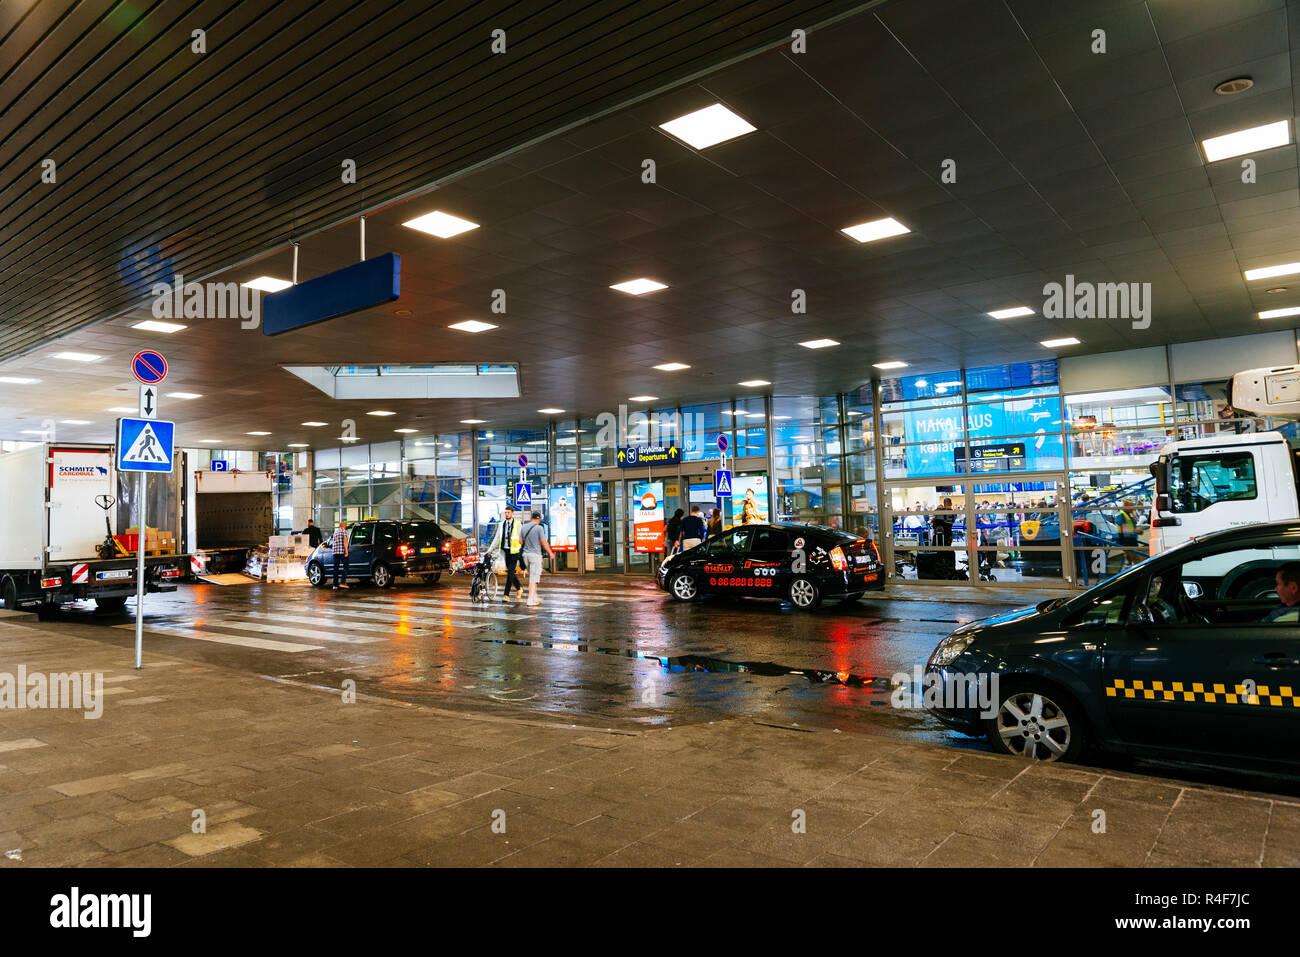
top-left (1148, 364), bottom-right (1300, 596)
top-left (0, 443), bottom-right (186, 613)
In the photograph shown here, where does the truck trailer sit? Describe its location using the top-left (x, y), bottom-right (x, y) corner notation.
top-left (186, 468), bottom-right (275, 577)
top-left (0, 443), bottom-right (186, 612)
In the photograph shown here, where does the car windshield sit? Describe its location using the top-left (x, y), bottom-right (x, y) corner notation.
top-left (401, 522), bottom-right (446, 542)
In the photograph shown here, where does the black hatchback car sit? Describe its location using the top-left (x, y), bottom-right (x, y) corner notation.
top-left (656, 523), bottom-right (884, 610)
top-left (306, 519), bottom-right (454, 589)
top-left (924, 520), bottom-right (1300, 772)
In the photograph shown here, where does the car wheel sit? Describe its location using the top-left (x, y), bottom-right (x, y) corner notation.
top-left (788, 576), bottom-right (822, 610)
top-left (986, 682), bottom-right (1087, 763)
top-left (372, 562), bottom-right (394, 589)
top-left (668, 571), bottom-right (699, 602)
top-left (423, 573), bottom-right (441, 585)
top-left (307, 562), bottom-right (326, 588)
top-left (1, 578), bottom-right (18, 610)
top-left (94, 595), bottom-right (128, 612)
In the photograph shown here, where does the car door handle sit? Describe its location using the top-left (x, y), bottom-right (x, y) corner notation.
top-left (1251, 653), bottom-right (1300, 667)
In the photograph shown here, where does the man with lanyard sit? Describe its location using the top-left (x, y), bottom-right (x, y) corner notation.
top-left (487, 505), bottom-right (525, 602)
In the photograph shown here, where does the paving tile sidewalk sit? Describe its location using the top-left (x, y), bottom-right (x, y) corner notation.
top-left (0, 621), bottom-right (1296, 868)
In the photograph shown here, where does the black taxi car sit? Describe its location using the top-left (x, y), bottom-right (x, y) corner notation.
top-left (924, 520), bottom-right (1300, 771)
top-left (306, 519), bottom-right (454, 588)
top-left (657, 522), bottom-right (883, 610)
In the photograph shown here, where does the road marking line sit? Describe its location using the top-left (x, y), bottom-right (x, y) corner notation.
top-left (227, 610), bottom-right (495, 632)
top-left (111, 623), bottom-right (322, 652)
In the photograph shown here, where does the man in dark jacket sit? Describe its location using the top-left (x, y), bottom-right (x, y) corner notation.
top-left (300, 520), bottom-right (323, 548)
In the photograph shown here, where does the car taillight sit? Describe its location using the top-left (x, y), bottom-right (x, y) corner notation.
top-left (41, 577), bottom-right (62, 588)
top-left (870, 541), bottom-right (880, 562)
top-left (441, 541), bottom-right (452, 552)
top-left (830, 546), bottom-right (848, 571)
top-left (397, 544), bottom-right (414, 558)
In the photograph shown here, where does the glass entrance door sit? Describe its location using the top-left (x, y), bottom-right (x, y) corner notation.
top-left (584, 481), bottom-right (623, 571)
top-left (883, 475), bottom-right (1073, 586)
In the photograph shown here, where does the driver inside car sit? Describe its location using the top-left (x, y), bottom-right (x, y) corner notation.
top-left (1137, 572), bottom-right (1206, 624)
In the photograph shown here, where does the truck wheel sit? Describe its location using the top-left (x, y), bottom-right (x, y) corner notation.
top-left (372, 561), bottom-right (394, 589)
top-left (1, 578), bottom-right (18, 610)
top-left (307, 561), bottom-right (326, 588)
top-left (95, 596), bottom-right (128, 613)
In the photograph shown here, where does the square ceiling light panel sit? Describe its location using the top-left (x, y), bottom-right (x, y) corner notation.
top-left (658, 103), bottom-right (756, 149)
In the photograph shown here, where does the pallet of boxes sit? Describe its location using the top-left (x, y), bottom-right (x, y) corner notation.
top-left (447, 536), bottom-right (480, 574)
top-left (116, 526), bottom-right (177, 556)
top-left (264, 533), bottom-right (312, 583)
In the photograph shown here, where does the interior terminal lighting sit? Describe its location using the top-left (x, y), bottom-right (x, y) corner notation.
top-left (799, 338), bottom-right (840, 349)
top-left (394, 428), bottom-right (418, 433)
top-left (301, 421), bottom-right (327, 426)
top-left (0, 376), bottom-right (40, 384)
top-left (772, 415), bottom-right (792, 420)
top-left (287, 443), bottom-right (309, 448)
top-left (738, 379), bottom-right (770, 387)
top-left (1259, 305), bottom-right (1300, 319)
top-left (52, 352), bottom-right (102, 362)
top-left (106, 406), bottom-right (137, 413)
top-left (367, 410), bottom-right (396, 416)
top-left (1244, 262), bottom-right (1300, 281)
top-left (449, 320), bottom-right (497, 333)
top-left (60, 419), bottom-right (92, 425)
top-left (1041, 337), bottom-right (1081, 348)
top-left (167, 392), bottom-right (201, 399)
top-left (627, 395), bottom-right (658, 403)
top-left (987, 307), bottom-right (1034, 319)
top-left (460, 418), bottom-right (487, 424)
top-left (609, 278), bottom-right (667, 295)
top-left (873, 360), bottom-right (908, 369)
top-left (840, 217), bottom-right (910, 243)
top-left (402, 210), bottom-right (480, 238)
top-left (242, 276), bottom-right (293, 292)
top-left (131, 320), bottom-right (187, 334)
top-left (1201, 120), bottom-right (1290, 162)
top-left (658, 103), bottom-right (756, 149)
top-left (200, 439), bottom-right (223, 443)
top-left (653, 362), bottom-right (690, 371)
top-left (246, 431), bottom-right (271, 436)
top-left (537, 408), bottom-right (564, 414)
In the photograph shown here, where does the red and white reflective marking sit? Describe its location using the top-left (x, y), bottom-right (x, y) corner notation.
top-left (71, 563), bottom-right (89, 584)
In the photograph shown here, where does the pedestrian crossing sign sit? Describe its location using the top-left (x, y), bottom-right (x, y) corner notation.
top-left (116, 418), bottom-right (175, 473)
top-left (515, 482), bottom-right (532, 508)
top-left (714, 469), bottom-right (732, 497)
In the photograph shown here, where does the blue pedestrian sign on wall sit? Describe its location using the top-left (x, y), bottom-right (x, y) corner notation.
top-left (514, 482), bottom-right (532, 508)
top-left (714, 469), bottom-right (732, 497)
top-left (116, 418), bottom-right (175, 473)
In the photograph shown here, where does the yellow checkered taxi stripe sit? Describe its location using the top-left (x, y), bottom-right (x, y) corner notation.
top-left (1106, 679), bottom-right (1299, 708)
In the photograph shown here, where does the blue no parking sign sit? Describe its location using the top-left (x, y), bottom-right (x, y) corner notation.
top-left (131, 350), bottom-right (168, 384)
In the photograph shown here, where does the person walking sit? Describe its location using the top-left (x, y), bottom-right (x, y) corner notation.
top-left (679, 505), bottom-right (706, 551)
top-left (932, 497), bottom-right (955, 546)
top-left (707, 507), bottom-right (723, 537)
top-left (486, 505), bottom-right (525, 601)
top-left (521, 511), bottom-right (554, 607)
top-left (330, 519), bottom-right (349, 589)
top-left (300, 519), bottom-right (322, 549)
top-left (665, 508), bottom-right (684, 555)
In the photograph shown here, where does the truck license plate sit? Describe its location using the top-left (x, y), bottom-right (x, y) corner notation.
top-left (96, 569), bottom-right (132, 581)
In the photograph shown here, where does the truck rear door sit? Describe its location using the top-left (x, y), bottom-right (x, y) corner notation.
top-left (48, 447), bottom-right (114, 562)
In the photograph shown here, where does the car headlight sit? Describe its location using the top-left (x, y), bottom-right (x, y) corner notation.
top-left (928, 633), bottom-right (977, 669)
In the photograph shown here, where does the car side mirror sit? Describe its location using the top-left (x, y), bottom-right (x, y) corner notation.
top-left (1182, 581), bottom-right (1203, 599)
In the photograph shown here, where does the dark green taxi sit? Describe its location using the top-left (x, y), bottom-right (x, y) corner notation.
top-left (924, 520), bottom-right (1300, 771)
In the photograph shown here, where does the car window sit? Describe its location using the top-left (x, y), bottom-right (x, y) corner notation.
top-left (376, 523), bottom-right (398, 544)
top-left (750, 528), bottom-right (789, 552)
top-left (1131, 542), bottom-right (1300, 626)
top-left (706, 528), bottom-right (754, 556)
top-left (1167, 451), bottom-right (1257, 513)
top-left (1064, 584), bottom-right (1134, 628)
top-left (402, 522), bottom-right (444, 541)
top-left (349, 525), bottom-right (374, 546)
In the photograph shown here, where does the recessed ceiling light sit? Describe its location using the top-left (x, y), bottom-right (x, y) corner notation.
top-left (738, 379), bottom-right (770, 387)
top-left (1259, 306), bottom-right (1300, 319)
top-left (301, 421), bottom-right (327, 427)
top-left (106, 406), bottom-right (136, 413)
top-left (988, 307), bottom-right (1034, 320)
top-left (610, 278), bottom-right (668, 295)
top-left (394, 428), bottom-right (418, 434)
top-left (1244, 262), bottom-right (1300, 281)
top-left (1267, 287), bottom-right (1288, 294)
top-left (367, 410), bottom-right (396, 416)
top-left (654, 362), bottom-right (690, 371)
top-left (460, 419), bottom-right (487, 424)
top-left (773, 415), bottom-right (792, 420)
top-left (537, 408), bottom-right (564, 414)
top-left (1201, 119), bottom-right (1290, 162)
top-left (658, 102), bottom-right (757, 149)
top-left (166, 392), bottom-right (201, 399)
top-left (873, 360), bottom-right (909, 369)
top-left (201, 439), bottom-right (223, 443)
top-left (0, 376), bottom-right (40, 384)
top-left (131, 320), bottom-right (187, 334)
top-left (799, 338), bottom-right (840, 349)
top-left (448, 319), bottom-right (497, 333)
top-left (19, 429), bottom-right (47, 435)
top-left (246, 431), bottom-right (271, 436)
top-left (840, 217), bottom-right (910, 243)
top-left (1214, 76), bottom-right (1254, 96)
top-left (402, 210), bottom-right (480, 238)
top-left (287, 443), bottom-right (309, 448)
top-left (628, 395), bottom-right (658, 403)
top-left (242, 276), bottom-right (293, 292)
top-left (53, 352), bottom-right (102, 362)
top-left (59, 419), bottom-right (92, 425)
top-left (1041, 337), bottom-right (1081, 348)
